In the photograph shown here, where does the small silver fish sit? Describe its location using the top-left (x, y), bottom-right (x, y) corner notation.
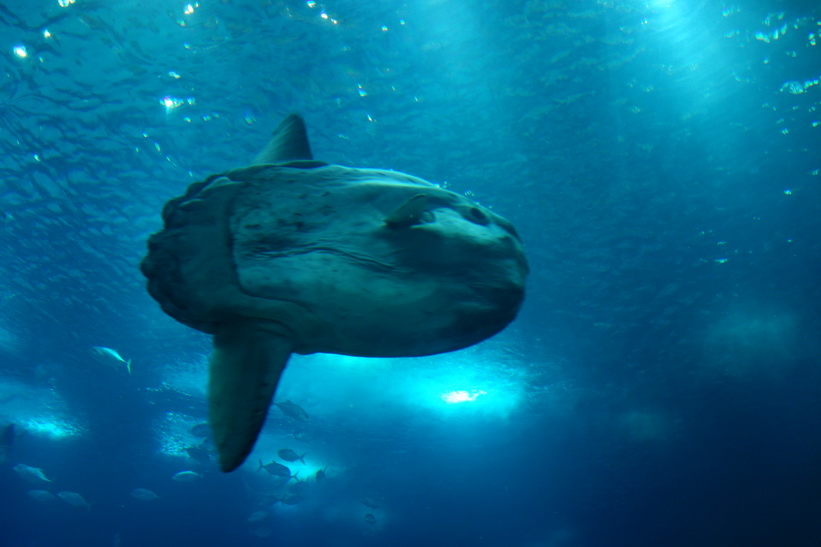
top-left (130, 488), bottom-right (160, 501)
top-left (14, 463), bottom-right (52, 484)
top-left (91, 346), bottom-right (132, 374)
top-left (277, 448), bottom-right (305, 463)
top-left (27, 490), bottom-right (57, 503)
top-left (288, 480), bottom-right (310, 495)
top-left (185, 444), bottom-right (212, 463)
top-left (190, 422), bottom-right (211, 438)
top-left (172, 470), bottom-right (202, 482)
top-left (281, 493), bottom-right (308, 505)
top-left (274, 400), bottom-right (309, 422)
top-left (361, 496), bottom-right (380, 509)
top-left (58, 491), bottom-right (90, 510)
top-left (251, 527), bottom-right (271, 538)
top-left (247, 510), bottom-right (269, 523)
top-left (257, 458), bottom-right (292, 478)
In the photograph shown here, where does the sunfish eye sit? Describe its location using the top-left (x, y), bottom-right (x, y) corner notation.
top-left (468, 207), bottom-right (489, 224)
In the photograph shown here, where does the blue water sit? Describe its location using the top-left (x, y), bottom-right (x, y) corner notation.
top-left (1, 1), bottom-right (821, 545)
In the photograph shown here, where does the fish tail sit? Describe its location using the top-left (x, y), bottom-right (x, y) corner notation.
top-left (299, 454), bottom-right (306, 463)
top-left (126, 359), bottom-right (132, 375)
top-left (257, 457), bottom-right (263, 472)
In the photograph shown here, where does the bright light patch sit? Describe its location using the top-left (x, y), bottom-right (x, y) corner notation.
top-left (22, 418), bottom-right (82, 440)
top-left (441, 389), bottom-right (486, 404)
top-left (0, 378), bottom-right (85, 440)
top-left (161, 96), bottom-right (183, 110)
top-left (13, 45), bottom-right (27, 58)
top-left (280, 346), bottom-right (528, 421)
top-left (415, 363), bottom-right (522, 418)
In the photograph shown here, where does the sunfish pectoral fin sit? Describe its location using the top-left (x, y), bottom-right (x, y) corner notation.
top-left (385, 194), bottom-right (434, 228)
top-left (208, 322), bottom-right (293, 472)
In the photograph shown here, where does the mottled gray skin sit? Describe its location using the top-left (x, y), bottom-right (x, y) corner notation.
top-left (145, 162), bottom-right (526, 354)
top-left (141, 115), bottom-right (528, 471)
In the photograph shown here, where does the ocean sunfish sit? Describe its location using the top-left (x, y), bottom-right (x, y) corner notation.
top-left (57, 491), bottom-right (90, 510)
top-left (141, 114), bottom-right (528, 472)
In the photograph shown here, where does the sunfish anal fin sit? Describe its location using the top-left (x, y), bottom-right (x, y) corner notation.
top-left (209, 322), bottom-right (292, 472)
top-left (253, 113), bottom-right (313, 164)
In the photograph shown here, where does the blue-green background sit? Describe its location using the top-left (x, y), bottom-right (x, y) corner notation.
top-left (1, 1), bottom-right (820, 545)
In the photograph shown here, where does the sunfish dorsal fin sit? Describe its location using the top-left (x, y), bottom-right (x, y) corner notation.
top-left (253, 113), bottom-right (313, 164)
